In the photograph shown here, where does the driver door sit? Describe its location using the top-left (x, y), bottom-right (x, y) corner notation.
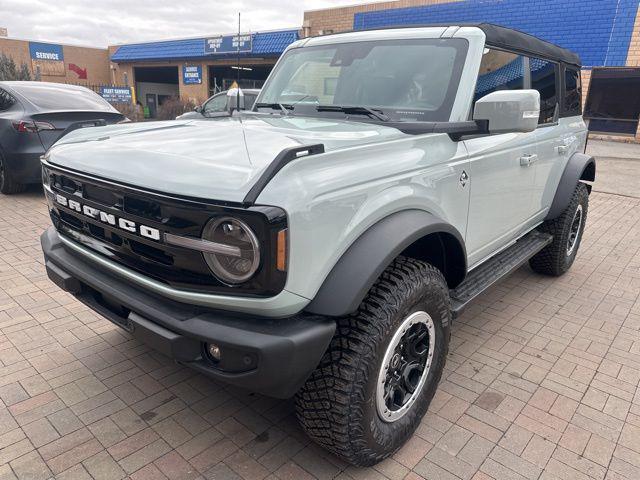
top-left (464, 50), bottom-right (539, 267)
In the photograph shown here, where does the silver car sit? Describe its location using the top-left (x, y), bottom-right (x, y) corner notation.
top-left (40, 23), bottom-right (593, 466)
top-left (176, 88), bottom-right (260, 119)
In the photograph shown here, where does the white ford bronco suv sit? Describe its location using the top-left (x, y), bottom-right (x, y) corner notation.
top-left (41, 24), bottom-right (594, 466)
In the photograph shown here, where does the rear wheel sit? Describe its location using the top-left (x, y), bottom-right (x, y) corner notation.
top-left (529, 182), bottom-right (589, 276)
top-left (296, 257), bottom-right (450, 466)
top-left (0, 154), bottom-right (26, 194)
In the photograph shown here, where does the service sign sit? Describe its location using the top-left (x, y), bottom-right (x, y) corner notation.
top-left (182, 65), bottom-right (202, 84)
top-left (205, 34), bottom-right (252, 54)
top-left (29, 42), bottom-right (65, 76)
top-left (99, 86), bottom-right (132, 103)
top-left (29, 42), bottom-right (64, 61)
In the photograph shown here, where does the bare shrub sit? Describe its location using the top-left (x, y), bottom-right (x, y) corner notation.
top-left (113, 102), bottom-right (144, 122)
top-left (156, 96), bottom-right (198, 120)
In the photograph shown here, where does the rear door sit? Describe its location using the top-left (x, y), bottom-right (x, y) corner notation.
top-left (528, 58), bottom-right (567, 219)
top-left (463, 49), bottom-right (539, 267)
top-left (533, 63), bottom-right (587, 217)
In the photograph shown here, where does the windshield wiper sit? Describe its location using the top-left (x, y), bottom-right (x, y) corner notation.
top-left (254, 102), bottom-right (293, 115)
top-left (316, 105), bottom-right (390, 122)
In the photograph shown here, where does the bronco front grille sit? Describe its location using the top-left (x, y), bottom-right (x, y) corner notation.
top-left (43, 163), bottom-right (287, 297)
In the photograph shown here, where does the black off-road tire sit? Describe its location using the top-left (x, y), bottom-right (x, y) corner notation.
top-left (0, 154), bottom-right (26, 195)
top-left (529, 182), bottom-right (589, 276)
top-left (295, 257), bottom-right (451, 466)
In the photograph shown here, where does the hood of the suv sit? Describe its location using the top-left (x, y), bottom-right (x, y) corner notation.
top-left (46, 114), bottom-right (407, 203)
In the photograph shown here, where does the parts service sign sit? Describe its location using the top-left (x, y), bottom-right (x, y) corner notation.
top-left (183, 65), bottom-right (202, 84)
top-left (205, 34), bottom-right (252, 54)
top-left (29, 42), bottom-right (65, 76)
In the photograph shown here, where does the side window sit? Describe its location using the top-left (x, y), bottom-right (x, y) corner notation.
top-left (203, 93), bottom-right (229, 114)
top-left (530, 58), bottom-right (558, 124)
top-left (474, 49), bottom-right (525, 103)
top-left (0, 88), bottom-right (16, 112)
top-left (563, 67), bottom-right (582, 117)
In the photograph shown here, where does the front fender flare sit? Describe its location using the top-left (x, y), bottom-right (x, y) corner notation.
top-left (546, 153), bottom-right (596, 220)
top-left (305, 210), bottom-right (466, 317)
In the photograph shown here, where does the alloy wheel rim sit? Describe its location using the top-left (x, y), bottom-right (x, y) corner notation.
top-left (376, 311), bottom-right (435, 423)
top-left (566, 204), bottom-right (583, 256)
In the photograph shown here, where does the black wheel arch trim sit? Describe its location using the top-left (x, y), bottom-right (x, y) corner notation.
top-left (305, 209), bottom-right (467, 317)
top-left (546, 153), bottom-right (596, 221)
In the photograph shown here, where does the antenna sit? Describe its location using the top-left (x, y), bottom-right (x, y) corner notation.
top-left (236, 12), bottom-right (241, 113)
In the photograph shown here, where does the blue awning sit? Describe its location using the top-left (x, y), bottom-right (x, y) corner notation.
top-left (111, 29), bottom-right (299, 62)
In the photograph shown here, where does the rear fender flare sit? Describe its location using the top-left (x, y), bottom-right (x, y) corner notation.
top-left (546, 153), bottom-right (595, 220)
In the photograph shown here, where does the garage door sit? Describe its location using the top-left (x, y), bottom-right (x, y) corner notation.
top-left (584, 68), bottom-right (640, 136)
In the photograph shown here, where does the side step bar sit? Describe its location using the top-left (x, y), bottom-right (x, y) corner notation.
top-left (450, 231), bottom-right (553, 317)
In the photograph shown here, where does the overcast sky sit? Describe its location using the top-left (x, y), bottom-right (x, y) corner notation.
top-left (0, 0), bottom-right (367, 47)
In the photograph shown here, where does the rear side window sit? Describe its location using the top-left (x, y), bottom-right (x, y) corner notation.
top-left (474, 49), bottom-right (525, 102)
top-left (563, 67), bottom-right (582, 116)
top-left (244, 94), bottom-right (257, 110)
top-left (530, 58), bottom-right (558, 124)
top-left (0, 88), bottom-right (16, 112)
top-left (9, 84), bottom-right (114, 111)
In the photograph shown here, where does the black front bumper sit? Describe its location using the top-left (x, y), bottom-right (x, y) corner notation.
top-left (41, 227), bottom-right (335, 398)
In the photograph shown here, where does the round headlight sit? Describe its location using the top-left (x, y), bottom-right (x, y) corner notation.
top-left (202, 217), bottom-right (260, 284)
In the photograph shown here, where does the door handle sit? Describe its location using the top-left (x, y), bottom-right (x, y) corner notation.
top-left (520, 154), bottom-right (538, 166)
top-left (557, 136), bottom-right (576, 155)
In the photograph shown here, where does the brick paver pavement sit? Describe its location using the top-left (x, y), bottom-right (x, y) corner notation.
top-left (0, 187), bottom-right (638, 480)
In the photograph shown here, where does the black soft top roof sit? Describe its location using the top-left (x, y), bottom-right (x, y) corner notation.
top-left (353, 22), bottom-right (581, 67)
top-left (476, 23), bottom-right (580, 67)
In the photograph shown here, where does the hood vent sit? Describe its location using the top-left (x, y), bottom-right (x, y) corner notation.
top-left (243, 144), bottom-right (325, 205)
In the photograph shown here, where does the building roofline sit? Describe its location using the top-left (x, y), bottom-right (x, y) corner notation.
top-left (0, 35), bottom-right (107, 51)
top-left (109, 27), bottom-right (300, 48)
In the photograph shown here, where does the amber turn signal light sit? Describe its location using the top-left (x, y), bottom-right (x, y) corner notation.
top-left (277, 229), bottom-right (287, 271)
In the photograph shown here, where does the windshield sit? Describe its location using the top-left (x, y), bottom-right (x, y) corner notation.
top-left (258, 38), bottom-right (468, 122)
top-left (11, 84), bottom-right (116, 112)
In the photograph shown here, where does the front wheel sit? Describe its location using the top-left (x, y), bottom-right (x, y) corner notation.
top-left (295, 257), bottom-right (451, 466)
top-left (529, 182), bottom-right (589, 276)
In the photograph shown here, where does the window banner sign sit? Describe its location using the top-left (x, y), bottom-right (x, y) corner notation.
top-left (205, 34), bottom-right (253, 54)
top-left (183, 65), bottom-right (202, 84)
top-left (29, 42), bottom-right (65, 77)
top-left (99, 86), bottom-right (132, 103)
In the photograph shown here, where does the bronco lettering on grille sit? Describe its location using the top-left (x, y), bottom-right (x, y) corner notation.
top-left (54, 194), bottom-right (161, 241)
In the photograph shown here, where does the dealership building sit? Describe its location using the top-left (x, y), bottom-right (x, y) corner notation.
top-left (1, 0), bottom-right (639, 137)
top-left (108, 29), bottom-right (299, 116)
